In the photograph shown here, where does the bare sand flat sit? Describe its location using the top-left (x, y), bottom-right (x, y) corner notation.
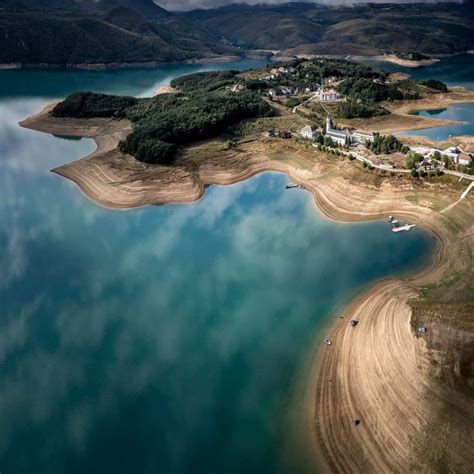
top-left (374, 54), bottom-right (439, 68)
top-left (20, 103), bottom-right (474, 473)
top-left (154, 85), bottom-right (176, 96)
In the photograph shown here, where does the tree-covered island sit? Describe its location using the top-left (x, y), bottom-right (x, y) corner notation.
top-left (51, 58), bottom-right (473, 177)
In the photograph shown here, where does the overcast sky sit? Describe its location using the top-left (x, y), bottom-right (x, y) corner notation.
top-left (156, 0), bottom-right (460, 11)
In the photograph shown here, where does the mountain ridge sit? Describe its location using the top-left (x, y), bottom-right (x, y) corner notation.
top-left (1, 1), bottom-right (474, 68)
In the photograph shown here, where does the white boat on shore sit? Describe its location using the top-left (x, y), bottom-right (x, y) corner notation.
top-left (389, 216), bottom-right (416, 233)
top-left (392, 223), bottom-right (416, 233)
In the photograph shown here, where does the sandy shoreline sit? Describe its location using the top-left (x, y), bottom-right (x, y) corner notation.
top-left (19, 104), bottom-right (473, 472)
top-left (374, 54), bottom-right (439, 68)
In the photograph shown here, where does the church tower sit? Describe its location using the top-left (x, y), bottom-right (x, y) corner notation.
top-left (326, 116), bottom-right (332, 133)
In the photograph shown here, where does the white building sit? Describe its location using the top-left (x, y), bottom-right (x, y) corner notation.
top-left (325, 117), bottom-right (348, 145)
top-left (320, 89), bottom-right (342, 102)
top-left (325, 117), bottom-right (373, 146)
top-left (300, 125), bottom-right (315, 139)
top-left (443, 147), bottom-right (461, 160)
top-left (457, 152), bottom-right (473, 166)
top-left (352, 130), bottom-right (375, 144)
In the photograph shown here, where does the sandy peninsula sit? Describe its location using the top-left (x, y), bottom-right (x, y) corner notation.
top-left (20, 102), bottom-right (474, 472)
top-left (374, 54), bottom-right (440, 68)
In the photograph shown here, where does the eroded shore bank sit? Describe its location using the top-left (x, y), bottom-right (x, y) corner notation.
top-left (20, 105), bottom-right (474, 472)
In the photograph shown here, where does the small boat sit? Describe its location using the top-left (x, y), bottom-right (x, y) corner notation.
top-left (392, 223), bottom-right (416, 233)
top-left (324, 338), bottom-right (332, 346)
top-left (286, 183), bottom-right (306, 190)
top-left (350, 320), bottom-right (359, 327)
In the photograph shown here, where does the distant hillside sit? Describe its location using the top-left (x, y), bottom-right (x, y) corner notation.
top-left (2, 1), bottom-right (474, 68)
top-left (4, 0), bottom-right (170, 18)
top-left (191, 10), bottom-right (323, 50)
top-left (0, 5), bottom-right (238, 67)
top-left (186, 3), bottom-right (474, 56)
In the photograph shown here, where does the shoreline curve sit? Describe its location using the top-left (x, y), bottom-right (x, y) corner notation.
top-left (19, 104), bottom-right (472, 472)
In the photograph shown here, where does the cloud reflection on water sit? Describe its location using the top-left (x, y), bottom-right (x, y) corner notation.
top-left (0, 95), bottom-right (434, 473)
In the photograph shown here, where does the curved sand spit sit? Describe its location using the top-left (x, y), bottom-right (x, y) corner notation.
top-left (20, 105), bottom-right (473, 472)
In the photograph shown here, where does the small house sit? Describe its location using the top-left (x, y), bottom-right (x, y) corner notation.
top-left (418, 159), bottom-right (434, 171)
top-left (457, 152), bottom-right (473, 166)
top-left (319, 89), bottom-right (342, 102)
top-left (300, 125), bottom-right (315, 139)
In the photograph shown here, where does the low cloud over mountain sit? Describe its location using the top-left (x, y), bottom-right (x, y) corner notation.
top-left (157, 0), bottom-right (462, 12)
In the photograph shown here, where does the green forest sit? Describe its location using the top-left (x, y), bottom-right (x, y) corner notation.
top-left (52, 74), bottom-right (273, 164)
top-left (170, 70), bottom-right (241, 93)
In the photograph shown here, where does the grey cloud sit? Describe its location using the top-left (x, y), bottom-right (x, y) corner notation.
top-left (156, 0), bottom-right (461, 12)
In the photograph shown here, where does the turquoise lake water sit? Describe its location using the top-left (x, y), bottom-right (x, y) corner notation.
top-left (399, 103), bottom-right (474, 141)
top-left (361, 54), bottom-right (474, 141)
top-left (0, 61), bottom-right (436, 473)
top-left (360, 54), bottom-right (474, 90)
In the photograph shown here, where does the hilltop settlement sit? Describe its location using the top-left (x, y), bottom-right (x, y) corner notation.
top-left (50, 58), bottom-right (473, 182)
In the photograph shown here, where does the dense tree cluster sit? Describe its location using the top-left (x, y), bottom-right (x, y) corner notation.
top-left (336, 78), bottom-right (405, 103)
top-left (367, 134), bottom-right (403, 154)
top-left (397, 52), bottom-right (431, 61)
top-left (336, 100), bottom-right (388, 119)
top-left (334, 76), bottom-right (423, 118)
top-left (52, 92), bottom-right (138, 118)
top-left (406, 152), bottom-right (424, 169)
top-left (420, 79), bottom-right (448, 93)
top-left (119, 91), bottom-right (273, 164)
top-left (170, 70), bottom-right (240, 93)
top-left (395, 80), bottom-right (421, 100)
top-left (245, 79), bottom-right (270, 91)
top-left (53, 78), bottom-right (273, 165)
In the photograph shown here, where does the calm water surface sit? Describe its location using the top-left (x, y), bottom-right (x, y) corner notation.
top-left (361, 54), bottom-right (474, 140)
top-left (0, 62), bottom-right (435, 473)
top-left (398, 103), bottom-right (474, 141)
top-left (361, 54), bottom-right (474, 90)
